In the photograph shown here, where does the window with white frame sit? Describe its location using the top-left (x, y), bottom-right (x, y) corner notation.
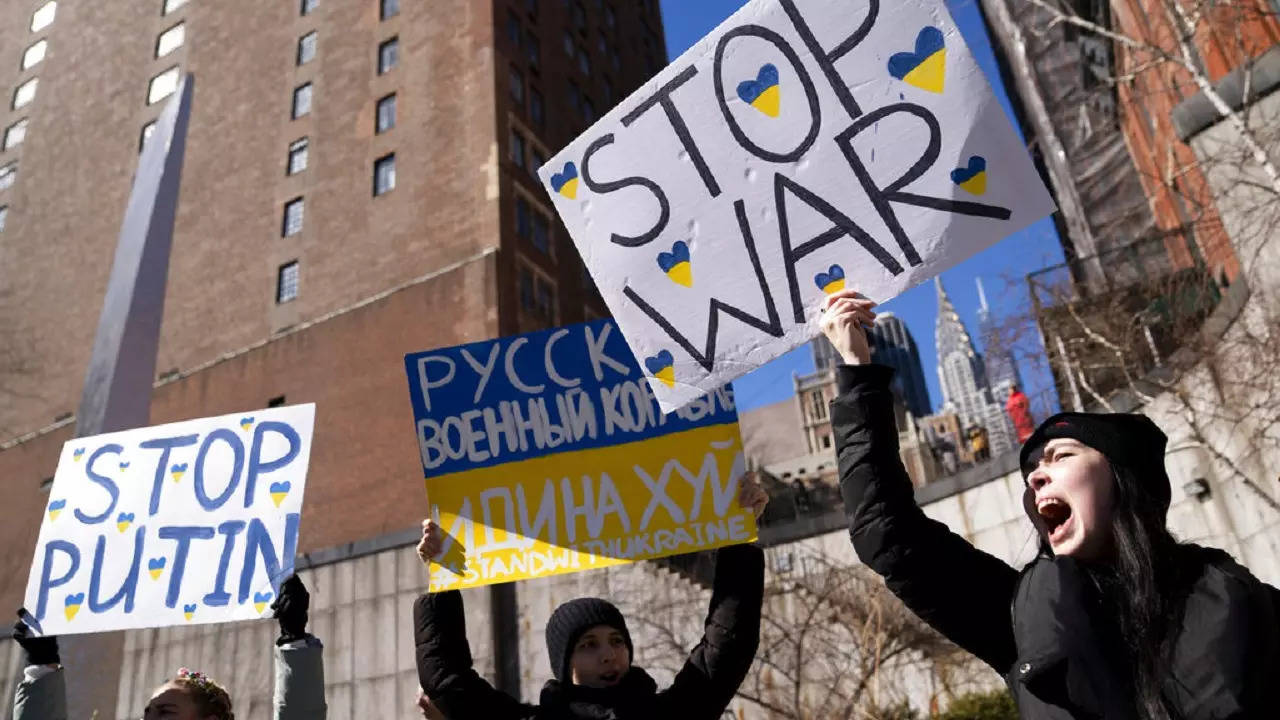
top-left (380, 0), bottom-right (398, 20)
top-left (292, 83), bottom-right (312, 118)
top-left (30, 1), bottom-right (56, 32)
top-left (282, 197), bottom-right (304, 236)
top-left (0, 206), bottom-right (7, 233)
top-left (376, 94), bottom-right (396, 134)
top-left (3, 120), bottom-right (28, 151)
top-left (156, 23), bottom-right (185, 58)
top-left (162, 0), bottom-right (188, 14)
top-left (22, 40), bottom-right (47, 71)
top-left (373, 154), bottom-right (395, 196)
top-left (509, 129), bottom-right (526, 169)
top-left (287, 138), bottom-right (308, 174)
top-left (0, 163), bottom-right (15, 191)
top-left (148, 67), bottom-right (180, 104)
top-left (297, 31), bottom-right (317, 65)
top-left (276, 261), bottom-right (299, 303)
top-left (12, 79), bottom-right (37, 111)
top-left (300, 0), bottom-right (318, 15)
top-left (139, 121), bottom-right (156, 152)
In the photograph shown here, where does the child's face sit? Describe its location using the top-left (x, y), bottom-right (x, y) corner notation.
top-left (569, 625), bottom-right (631, 688)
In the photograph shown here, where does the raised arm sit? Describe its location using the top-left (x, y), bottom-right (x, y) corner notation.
top-left (823, 289), bottom-right (1018, 675)
top-left (414, 520), bottom-right (532, 720)
top-left (270, 575), bottom-right (327, 720)
top-left (658, 479), bottom-right (767, 716)
top-left (11, 612), bottom-right (67, 720)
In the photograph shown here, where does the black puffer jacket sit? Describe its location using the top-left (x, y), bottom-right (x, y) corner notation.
top-left (834, 364), bottom-right (1280, 719)
top-left (414, 544), bottom-right (764, 720)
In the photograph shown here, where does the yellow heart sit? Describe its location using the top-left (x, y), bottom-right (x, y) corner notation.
top-left (65, 604), bottom-right (80, 621)
top-left (823, 278), bottom-right (847, 295)
top-left (149, 568), bottom-right (163, 580)
top-left (959, 172), bottom-right (987, 196)
top-left (750, 85), bottom-right (781, 118)
top-left (271, 492), bottom-right (288, 508)
top-left (654, 366), bottom-right (676, 388)
top-left (665, 262), bottom-right (693, 288)
top-left (557, 177), bottom-right (579, 200)
top-left (903, 49), bottom-right (947, 94)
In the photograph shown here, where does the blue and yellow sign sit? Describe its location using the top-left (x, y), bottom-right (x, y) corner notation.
top-left (404, 320), bottom-right (755, 590)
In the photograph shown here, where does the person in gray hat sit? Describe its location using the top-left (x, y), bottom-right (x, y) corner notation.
top-left (820, 287), bottom-right (1279, 720)
top-left (413, 477), bottom-right (768, 720)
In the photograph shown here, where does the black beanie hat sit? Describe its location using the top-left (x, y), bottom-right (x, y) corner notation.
top-left (1019, 411), bottom-right (1172, 515)
top-left (545, 597), bottom-right (633, 682)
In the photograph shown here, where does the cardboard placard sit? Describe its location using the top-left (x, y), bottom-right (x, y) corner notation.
top-left (404, 320), bottom-right (755, 591)
top-left (23, 405), bottom-right (315, 635)
top-left (540, 0), bottom-right (1055, 411)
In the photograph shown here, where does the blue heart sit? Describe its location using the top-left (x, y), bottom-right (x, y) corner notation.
top-left (736, 64), bottom-right (780, 105)
top-left (73, 448), bottom-right (85, 458)
top-left (254, 590), bottom-right (274, 604)
top-left (65, 593), bottom-right (85, 606)
top-left (550, 162), bottom-right (578, 193)
top-left (171, 463), bottom-right (188, 473)
top-left (118, 461), bottom-right (130, 470)
top-left (656, 241), bottom-right (691, 272)
top-left (48, 499), bottom-right (66, 511)
top-left (814, 264), bottom-right (846, 290)
top-left (644, 350), bottom-right (675, 376)
top-left (888, 27), bottom-right (945, 80)
top-left (117, 512), bottom-right (135, 523)
top-left (148, 557), bottom-right (167, 571)
top-left (269, 481), bottom-right (292, 494)
top-left (950, 156), bottom-right (987, 184)
top-left (240, 416), bottom-right (255, 426)
top-left (183, 603), bottom-right (197, 613)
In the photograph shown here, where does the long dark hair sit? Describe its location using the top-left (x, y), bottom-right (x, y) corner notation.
top-left (1085, 462), bottom-right (1189, 720)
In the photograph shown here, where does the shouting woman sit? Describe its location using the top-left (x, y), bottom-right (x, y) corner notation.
top-left (820, 287), bottom-right (1279, 719)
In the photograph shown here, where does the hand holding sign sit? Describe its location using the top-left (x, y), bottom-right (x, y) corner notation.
top-left (12, 609), bottom-right (60, 666)
top-left (820, 288), bottom-right (877, 366)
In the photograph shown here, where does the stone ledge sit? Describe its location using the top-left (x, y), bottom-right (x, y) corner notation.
top-left (1172, 44), bottom-right (1280, 142)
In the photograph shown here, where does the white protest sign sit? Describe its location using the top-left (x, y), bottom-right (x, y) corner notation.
top-left (539, 0), bottom-right (1056, 412)
top-left (24, 405), bottom-right (315, 635)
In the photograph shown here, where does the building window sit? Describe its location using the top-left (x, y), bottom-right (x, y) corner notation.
top-left (139, 121), bottom-right (157, 152)
top-left (373, 153), bottom-right (396, 196)
top-left (573, 2), bottom-right (586, 31)
top-left (509, 129), bottom-right (526, 168)
top-left (22, 40), bottom-right (47, 71)
top-left (582, 97), bottom-right (596, 123)
top-left (567, 82), bottom-right (581, 115)
top-left (0, 162), bottom-right (15, 191)
top-left (282, 197), bottom-right (304, 236)
top-left (376, 93), bottom-right (396, 133)
top-left (297, 31), bottom-right (317, 65)
top-left (605, 4), bottom-right (615, 30)
top-left (30, 1), bottom-right (56, 32)
top-left (3, 120), bottom-right (28, 151)
top-left (156, 23), bottom-right (185, 58)
top-left (380, 0), bottom-right (398, 20)
top-left (526, 32), bottom-right (540, 70)
top-left (287, 137), bottom-right (308, 174)
top-left (148, 66), bottom-right (180, 105)
top-left (531, 149), bottom-right (546, 175)
top-left (515, 196), bottom-right (532, 238)
top-left (531, 211), bottom-right (550, 254)
top-left (292, 83), bottom-right (312, 118)
top-left (507, 10), bottom-right (522, 49)
top-left (577, 45), bottom-right (590, 74)
top-left (563, 31), bottom-right (575, 58)
top-left (378, 37), bottom-right (398, 74)
top-left (519, 265), bottom-right (557, 325)
top-left (300, 0), bottom-right (317, 15)
top-left (12, 79), bottom-right (37, 111)
top-left (0, 206), bottom-right (7, 233)
top-left (527, 0), bottom-right (538, 15)
top-left (611, 47), bottom-right (621, 72)
top-left (276, 261), bottom-right (299, 303)
top-left (162, 0), bottom-right (187, 15)
top-left (530, 88), bottom-right (544, 127)
top-left (509, 66), bottom-right (524, 106)
top-left (602, 77), bottom-right (613, 106)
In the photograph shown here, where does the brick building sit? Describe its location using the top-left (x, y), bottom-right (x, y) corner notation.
top-left (0, 0), bottom-right (665, 716)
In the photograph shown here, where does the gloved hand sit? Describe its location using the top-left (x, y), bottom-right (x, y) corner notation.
top-left (270, 575), bottom-right (310, 646)
top-left (13, 609), bottom-right (59, 666)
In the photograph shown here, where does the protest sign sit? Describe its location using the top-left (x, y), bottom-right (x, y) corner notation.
top-left (404, 319), bottom-right (755, 591)
top-left (23, 404), bottom-right (315, 636)
top-left (539, 0), bottom-right (1056, 412)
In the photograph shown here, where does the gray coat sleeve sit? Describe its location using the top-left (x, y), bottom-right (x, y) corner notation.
top-left (13, 666), bottom-right (67, 720)
top-left (274, 636), bottom-right (327, 720)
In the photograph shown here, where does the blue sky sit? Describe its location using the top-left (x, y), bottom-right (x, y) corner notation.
top-left (659, 0), bottom-right (1066, 415)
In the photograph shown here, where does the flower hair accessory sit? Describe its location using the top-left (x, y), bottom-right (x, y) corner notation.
top-left (176, 668), bottom-right (214, 688)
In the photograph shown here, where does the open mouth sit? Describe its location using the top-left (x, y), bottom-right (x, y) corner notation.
top-left (1036, 497), bottom-right (1074, 544)
top-left (598, 671), bottom-right (621, 686)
